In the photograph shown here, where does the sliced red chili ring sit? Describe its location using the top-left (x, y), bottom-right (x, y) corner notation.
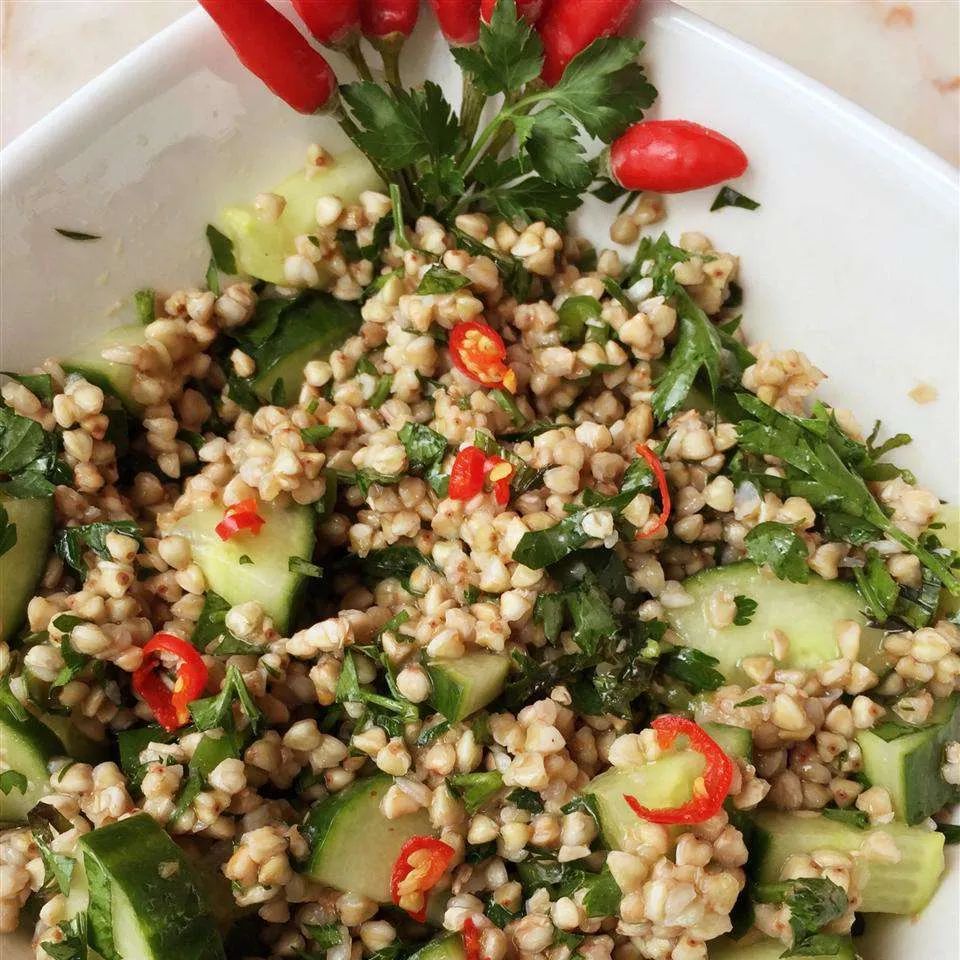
top-left (449, 447), bottom-right (515, 505)
top-left (132, 633), bottom-right (208, 732)
top-left (485, 455), bottom-right (513, 506)
top-left (449, 321), bottom-right (517, 393)
top-left (461, 916), bottom-right (483, 960)
top-left (215, 497), bottom-right (266, 541)
top-left (622, 716), bottom-right (733, 825)
top-left (390, 835), bottom-right (455, 921)
top-left (633, 443), bottom-right (671, 540)
top-left (449, 446), bottom-right (488, 501)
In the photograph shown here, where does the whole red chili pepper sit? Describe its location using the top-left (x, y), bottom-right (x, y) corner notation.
top-left (449, 321), bottom-right (517, 392)
top-left (610, 120), bottom-right (748, 193)
top-left (623, 716), bottom-right (734, 825)
top-left (132, 633), bottom-right (208, 732)
top-left (461, 917), bottom-right (483, 960)
top-left (215, 498), bottom-right (266, 541)
top-left (198, 0), bottom-right (337, 114)
top-left (633, 443), bottom-right (671, 540)
top-left (391, 835), bottom-right (455, 921)
top-left (292, 0), bottom-right (360, 48)
top-left (537, 0), bottom-right (641, 86)
top-left (481, 0), bottom-right (545, 23)
top-left (360, 0), bottom-right (419, 39)
top-left (429, 0), bottom-right (481, 45)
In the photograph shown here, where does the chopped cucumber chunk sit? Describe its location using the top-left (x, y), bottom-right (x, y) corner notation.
top-left (247, 292), bottom-right (361, 403)
top-left (172, 500), bottom-right (315, 634)
top-left (857, 693), bottom-right (960, 824)
top-left (39, 713), bottom-right (109, 765)
top-left (78, 813), bottom-right (225, 960)
top-left (62, 324), bottom-right (146, 415)
top-left (701, 722), bottom-right (753, 763)
top-left (934, 504), bottom-right (959, 619)
top-left (408, 935), bottom-right (465, 960)
top-left (303, 775), bottom-right (433, 902)
top-left (710, 935), bottom-right (855, 960)
top-left (751, 810), bottom-right (944, 915)
top-left (0, 493), bottom-right (53, 643)
top-left (582, 751), bottom-right (706, 850)
top-left (0, 702), bottom-right (61, 824)
top-left (664, 563), bottom-right (885, 683)
top-left (427, 652), bottom-right (510, 722)
top-left (220, 151), bottom-right (383, 284)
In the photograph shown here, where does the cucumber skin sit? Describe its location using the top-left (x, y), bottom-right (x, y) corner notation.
top-left (665, 562), bottom-right (886, 683)
top-left (751, 811), bottom-right (945, 915)
top-left (709, 936), bottom-right (855, 960)
top-left (62, 324), bottom-right (146, 415)
top-left (0, 702), bottom-right (62, 824)
top-left (857, 693), bottom-right (960, 824)
top-left (701, 722), bottom-right (753, 763)
top-left (303, 775), bottom-right (434, 902)
top-left (250, 293), bottom-right (362, 403)
top-left (0, 494), bottom-right (54, 644)
top-left (426, 653), bottom-right (510, 722)
top-left (408, 934), bottom-right (465, 960)
top-left (79, 813), bottom-right (225, 960)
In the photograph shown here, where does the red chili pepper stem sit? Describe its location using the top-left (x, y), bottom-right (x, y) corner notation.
top-left (342, 35), bottom-right (375, 82)
top-left (368, 33), bottom-right (406, 90)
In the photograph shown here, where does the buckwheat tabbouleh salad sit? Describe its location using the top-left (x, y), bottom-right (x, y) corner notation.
top-left (1, 2), bottom-right (958, 960)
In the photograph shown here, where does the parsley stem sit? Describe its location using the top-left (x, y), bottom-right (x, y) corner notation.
top-left (380, 42), bottom-right (403, 92)
top-left (478, 93), bottom-right (532, 168)
top-left (458, 77), bottom-right (488, 159)
top-left (343, 37), bottom-right (374, 83)
top-left (880, 518), bottom-right (960, 595)
top-left (457, 89), bottom-right (545, 180)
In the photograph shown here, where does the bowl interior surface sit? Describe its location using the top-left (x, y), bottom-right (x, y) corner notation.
top-left (1, 2), bottom-right (957, 956)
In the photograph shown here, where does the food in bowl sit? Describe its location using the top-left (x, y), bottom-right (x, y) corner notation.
top-left (0, 2), bottom-right (957, 959)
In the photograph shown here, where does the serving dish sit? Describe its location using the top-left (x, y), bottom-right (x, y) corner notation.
top-left (1, 2), bottom-right (957, 956)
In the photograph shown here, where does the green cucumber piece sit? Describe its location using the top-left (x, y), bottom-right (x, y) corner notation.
top-left (427, 652), bottom-right (510, 722)
top-left (582, 751), bottom-right (707, 851)
top-left (709, 936), bottom-right (854, 960)
top-left (172, 500), bottom-right (315, 633)
top-left (62, 324), bottom-right (146, 415)
top-left (857, 693), bottom-right (960, 824)
top-left (664, 562), bottom-right (885, 683)
top-left (0, 701), bottom-right (61, 823)
top-left (702, 722), bottom-right (753, 763)
top-left (78, 813), bottom-right (225, 960)
top-left (39, 713), bottom-right (109, 765)
top-left (246, 292), bottom-right (361, 403)
top-left (303, 775), bottom-right (434, 902)
top-left (751, 810), bottom-right (944, 915)
top-left (0, 493), bottom-right (54, 644)
top-left (408, 934), bottom-right (465, 960)
top-left (934, 504), bottom-right (959, 619)
top-left (220, 150), bottom-right (383, 284)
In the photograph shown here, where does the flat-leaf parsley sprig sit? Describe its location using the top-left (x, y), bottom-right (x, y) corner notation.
top-left (201, 0), bottom-right (656, 230)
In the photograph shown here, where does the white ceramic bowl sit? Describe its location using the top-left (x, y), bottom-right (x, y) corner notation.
top-left (1, 3), bottom-right (957, 957)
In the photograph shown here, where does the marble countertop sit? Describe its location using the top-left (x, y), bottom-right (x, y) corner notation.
top-left (2, 0), bottom-right (958, 165)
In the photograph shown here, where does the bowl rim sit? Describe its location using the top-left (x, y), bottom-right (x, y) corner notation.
top-left (1, 2), bottom-right (957, 199)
